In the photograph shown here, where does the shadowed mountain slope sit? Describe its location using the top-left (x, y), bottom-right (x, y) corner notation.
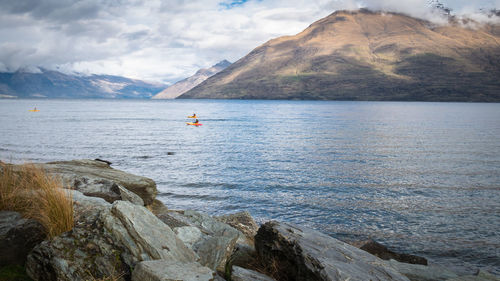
top-left (180, 9), bottom-right (500, 102)
top-left (152, 60), bottom-right (231, 99)
top-left (0, 69), bottom-right (165, 99)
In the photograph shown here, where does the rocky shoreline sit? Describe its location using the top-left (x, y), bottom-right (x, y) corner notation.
top-left (1, 159), bottom-right (498, 281)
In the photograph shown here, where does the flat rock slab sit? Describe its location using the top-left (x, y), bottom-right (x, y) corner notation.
top-left (110, 201), bottom-right (198, 263)
top-left (131, 260), bottom-right (216, 281)
top-left (255, 221), bottom-right (410, 281)
top-left (40, 159), bottom-right (157, 205)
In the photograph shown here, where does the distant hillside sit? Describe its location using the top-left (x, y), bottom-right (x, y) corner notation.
top-left (0, 69), bottom-right (165, 99)
top-left (180, 9), bottom-right (500, 102)
top-left (152, 60), bottom-right (231, 99)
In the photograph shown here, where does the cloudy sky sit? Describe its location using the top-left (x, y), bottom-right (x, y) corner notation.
top-left (0, 0), bottom-right (498, 84)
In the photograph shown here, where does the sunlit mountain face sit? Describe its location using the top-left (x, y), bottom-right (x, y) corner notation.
top-left (180, 9), bottom-right (500, 102)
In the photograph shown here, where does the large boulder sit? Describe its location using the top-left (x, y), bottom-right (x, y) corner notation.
top-left (39, 159), bottom-right (157, 205)
top-left (26, 192), bottom-right (130, 281)
top-left (255, 221), bottom-right (410, 281)
top-left (26, 191), bottom-right (197, 281)
top-left (108, 201), bottom-right (197, 263)
top-left (131, 260), bottom-right (216, 281)
top-left (0, 211), bottom-right (46, 266)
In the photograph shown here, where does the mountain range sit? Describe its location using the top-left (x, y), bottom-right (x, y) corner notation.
top-left (152, 60), bottom-right (231, 99)
top-left (179, 9), bottom-right (500, 102)
top-left (0, 69), bottom-right (165, 99)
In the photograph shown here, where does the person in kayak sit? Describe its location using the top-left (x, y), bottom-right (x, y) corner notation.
top-left (193, 119), bottom-right (199, 124)
top-left (192, 113), bottom-right (197, 118)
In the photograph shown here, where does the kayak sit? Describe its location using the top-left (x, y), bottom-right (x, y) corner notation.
top-left (186, 122), bottom-right (202, 126)
top-left (29, 109), bottom-right (39, 112)
top-left (187, 115), bottom-right (198, 118)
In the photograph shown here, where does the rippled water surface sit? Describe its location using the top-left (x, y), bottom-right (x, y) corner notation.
top-left (1, 99), bottom-right (499, 274)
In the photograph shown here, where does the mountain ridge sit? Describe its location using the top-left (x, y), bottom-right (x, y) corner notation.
top-left (152, 60), bottom-right (231, 99)
top-left (0, 69), bottom-right (166, 99)
top-left (179, 9), bottom-right (500, 101)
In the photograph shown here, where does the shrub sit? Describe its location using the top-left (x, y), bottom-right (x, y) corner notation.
top-left (0, 163), bottom-right (73, 238)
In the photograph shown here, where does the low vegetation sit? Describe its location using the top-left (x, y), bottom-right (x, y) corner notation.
top-left (0, 162), bottom-right (73, 238)
top-left (0, 265), bottom-right (32, 281)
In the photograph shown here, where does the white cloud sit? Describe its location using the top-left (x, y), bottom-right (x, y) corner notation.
top-left (0, 0), bottom-right (498, 83)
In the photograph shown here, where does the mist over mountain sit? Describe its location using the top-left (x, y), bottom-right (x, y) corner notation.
top-left (152, 60), bottom-right (231, 99)
top-left (0, 69), bottom-right (165, 99)
top-left (180, 9), bottom-right (500, 102)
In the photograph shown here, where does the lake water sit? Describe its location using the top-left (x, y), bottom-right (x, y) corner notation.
top-left (1, 99), bottom-right (499, 274)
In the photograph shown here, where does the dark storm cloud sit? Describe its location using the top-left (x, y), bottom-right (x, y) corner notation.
top-left (0, 0), bottom-right (102, 22)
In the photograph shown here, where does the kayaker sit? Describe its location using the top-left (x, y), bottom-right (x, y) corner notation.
top-left (192, 113), bottom-right (197, 118)
top-left (194, 119), bottom-right (199, 124)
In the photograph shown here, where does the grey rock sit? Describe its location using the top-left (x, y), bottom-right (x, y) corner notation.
top-left (174, 226), bottom-right (203, 248)
top-left (157, 210), bottom-right (195, 229)
top-left (213, 275), bottom-right (227, 281)
top-left (26, 192), bottom-right (197, 281)
top-left (217, 211), bottom-right (259, 243)
top-left (184, 210), bottom-right (245, 243)
top-left (231, 266), bottom-right (276, 281)
top-left (230, 243), bottom-right (257, 268)
top-left (131, 260), bottom-right (216, 281)
top-left (193, 234), bottom-right (237, 272)
top-left (160, 210), bottom-right (243, 272)
top-left (0, 211), bottom-right (46, 266)
top-left (40, 159), bottom-right (157, 205)
top-left (183, 210), bottom-right (242, 272)
top-left (110, 201), bottom-right (198, 263)
top-left (71, 189), bottom-right (110, 209)
top-left (67, 175), bottom-right (122, 203)
top-left (150, 199), bottom-right (170, 215)
top-left (26, 202), bottom-right (130, 281)
top-left (68, 177), bottom-right (141, 205)
top-left (384, 259), bottom-right (460, 281)
top-left (446, 270), bottom-right (500, 281)
top-left (117, 184), bottom-right (144, 206)
top-left (255, 221), bottom-right (410, 281)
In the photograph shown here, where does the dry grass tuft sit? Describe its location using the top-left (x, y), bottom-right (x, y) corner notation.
top-left (0, 162), bottom-right (73, 238)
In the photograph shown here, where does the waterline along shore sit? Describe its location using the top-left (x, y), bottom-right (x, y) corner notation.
top-left (1, 159), bottom-right (498, 281)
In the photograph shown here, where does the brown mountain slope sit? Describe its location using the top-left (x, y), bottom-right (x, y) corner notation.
top-left (180, 9), bottom-right (500, 101)
top-left (152, 60), bottom-right (230, 99)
